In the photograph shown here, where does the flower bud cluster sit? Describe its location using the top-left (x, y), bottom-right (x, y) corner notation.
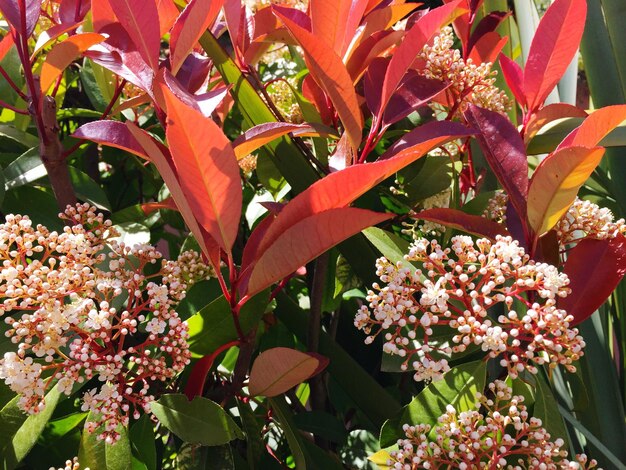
top-left (419, 27), bottom-right (510, 116)
top-left (49, 458), bottom-right (87, 470)
top-left (555, 198), bottom-right (626, 246)
top-left (0, 204), bottom-right (211, 443)
top-left (483, 190), bottom-right (508, 224)
top-left (386, 380), bottom-right (598, 469)
top-left (355, 235), bottom-right (585, 382)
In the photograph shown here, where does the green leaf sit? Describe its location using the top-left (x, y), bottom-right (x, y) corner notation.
top-left (43, 412), bottom-right (88, 442)
top-left (2, 186), bottom-right (62, 230)
top-left (68, 167), bottom-right (111, 211)
top-left (78, 415), bottom-right (133, 470)
top-left (1, 384), bottom-right (63, 470)
top-left (533, 374), bottom-right (570, 447)
top-left (129, 415), bottom-right (156, 470)
top-left (186, 291), bottom-right (268, 357)
top-left (150, 394), bottom-right (243, 446)
top-left (379, 361), bottom-right (487, 447)
top-left (269, 396), bottom-right (308, 470)
top-left (236, 399), bottom-right (265, 470)
top-left (363, 227), bottom-right (418, 273)
top-left (3, 147), bottom-right (44, 190)
top-left (0, 125), bottom-right (39, 148)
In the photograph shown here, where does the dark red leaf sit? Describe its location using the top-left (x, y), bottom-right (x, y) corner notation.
top-left (560, 235), bottom-right (626, 325)
top-left (463, 104), bottom-right (528, 221)
top-left (73, 120), bottom-right (151, 160)
top-left (416, 208), bottom-right (509, 240)
top-left (58, 0), bottom-right (90, 24)
top-left (384, 73), bottom-right (448, 126)
top-left (0, 0), bottom-right (40, 35)
top-left (175, 52), bottom-right (212, 94)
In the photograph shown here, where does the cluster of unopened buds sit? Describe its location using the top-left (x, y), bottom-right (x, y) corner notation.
top-left (419, 26), bottom-right (510, 116)
top-left (0, 204), bottom-right (212, 443)
top-left (355, 235), bottom-right (585, 382)
top-left (385, 380), bottom-right (599, 469)
top-left (49, 458), bottom-right (87, 470)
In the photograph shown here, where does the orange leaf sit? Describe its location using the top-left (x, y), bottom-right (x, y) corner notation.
top-left (92, 0), bottom-right (116, 32)
top-left (108, 0), bottom-right (161, 71)
top-left (170, 0), bottom-right (224, 74)
top-left (40, 33), bottom-right (105, 93)
top-left (523, 0), bottom-right (586, 112)
top-left (232, 122), bottom-right (337, 160)
top-left (524, 103), bottom-right (587, 145)
top-left (350, 3), bottom-right (419, 55)
top-left (557, 105), bottom-right (626, 150)
top-left (527, 146), bottom-right (605, 237)
top-left (126, 122), bottom-right (221, 269)
top-left (157, 0), bottom-right (180, 36)
top-left (161, 83), bottom-right (242, 254)
top-left (310, 0), bottom-right (353, 55)
top-left (274, 6), bottom-right (364, 151)
top-left (248, 347), bottom-right (327, 397)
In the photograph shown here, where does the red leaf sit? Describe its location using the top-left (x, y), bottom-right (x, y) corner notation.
top-left (126, 122), bottom-right (221, 268)
top-left (85, 23), bottom-right (154, 94)
top-left (250, 120), bottom-right (474, 266)
top-left (246, 208), bottom-right (392, 297)
top-left (91, 0), bottom-right (116, 32)
top-left (0, 0), bottom-right (40, 36)
top-left (464, 104), bottom-right (528, 221)
top-left (73, 120), bottom-right (151, 160)
top-left (416, 208), bottom-right (509, 240)
top-left (248, 347), bottom-right (327, 397)
top-left (40, 33), bottom-right (106, 93)
top-left (156, 69), bottom-right (229, 118)
top-left (499, 54), bottom-right (526, 107)
top-left (170, 0), bottom-right (224, 74)
top-left (184, 340), bottom-right (240, 399)
top-left (0, 33), bottom-right (14, 63)
top-left (380, 0), bottom-right (466, 117)
top-left (108, 0), bottom-right (161, 71)
top-left (524, 103), bottom-right (587, 144)
top-left (346, 29), bottom-right (404, 83)
top-left (560, 235), bottom-right (626, 325)
top-left (467, 31), bottom-right (507, 66)
top-left (274, 5), bottom-right (364, 151)
top-left (162, 83), bottom-right (242, 254)
top-left (523, 0), bottom-right (587, 112)
top-left (557, 105), bottom-right (626, 150)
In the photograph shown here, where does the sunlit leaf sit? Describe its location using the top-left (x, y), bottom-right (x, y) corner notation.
top-left (416, 208), bottom-right (509, 239)
top-left (527, 146), bottom-right (605, 236)
top-left (249, 347), bottom-right (327, 397)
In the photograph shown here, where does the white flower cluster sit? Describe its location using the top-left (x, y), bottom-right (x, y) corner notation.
top-left (419, 27), bottom-right (510, 116)
top-left (386, 380), bottom-right (599, 469)
top-left (0, 204), bottom-right (211, 443)
top-left (355, 236), bottom-right (585, 382)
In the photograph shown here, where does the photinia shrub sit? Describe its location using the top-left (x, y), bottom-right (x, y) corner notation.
top-left (0, 0), bottom-right (624, 468)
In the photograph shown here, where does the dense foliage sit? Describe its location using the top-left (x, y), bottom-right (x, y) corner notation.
top-left (0, 0), bottom-right (624, 469)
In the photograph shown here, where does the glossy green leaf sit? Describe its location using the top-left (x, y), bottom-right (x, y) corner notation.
top-left (78, 415), bottom-right (133, 470)
top-left (379, 361), bottom-right (487, 447)
top-left (129, 415), bottom-right (156, 470)
top-left (150, 394), bottom-right (243, 446)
